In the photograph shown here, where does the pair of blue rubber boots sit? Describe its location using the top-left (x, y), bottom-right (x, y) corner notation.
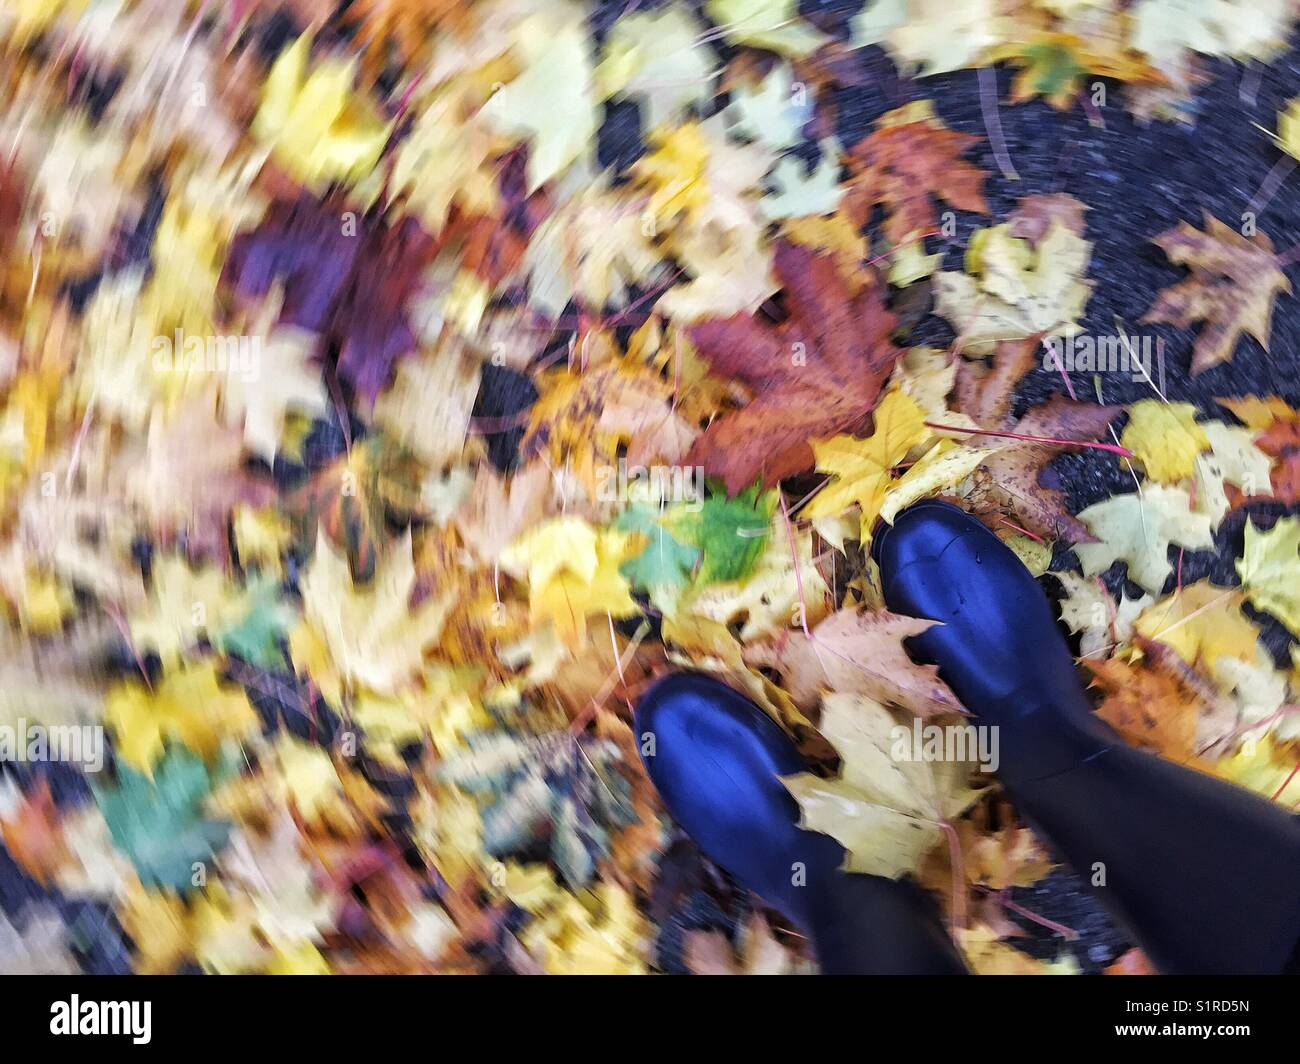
top-left (636, 502), bottom-right (1300, 974)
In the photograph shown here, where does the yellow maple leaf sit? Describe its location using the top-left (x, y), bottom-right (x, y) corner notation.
top-left (477, 10), bottom-right (598, 191)
top-left (2, 566), bottom-right (73, 634)
top-left (1237, 517), bottom-right (1300, 636)
top-left (524, 186), bottom-right (667, 317)
top-left (232, 505), bottom-right (292, 577)
top-left (516, 872), bottom-right (647, 974)
top-left (1133, 0), bottom-right (1295, 69)
top-left (934, 218), bottom-right (1093, 352)
top-left (806, 389), bottom-right (931, 536)
top-left (253, 35), bottom-right (391, 192)
top-left (121, 884), bottom-right (191, 974)
top-left (191, 884), bottom-right (270, 975)
top-left (292, 532), bottom-right (454, 702)
top-left (104, 662), bottom-right (258, 775)
top-left (352, 666), bottom-right (489, 758)
top-left (1133, 581), bottom-right (1259, 668)
top-left (1192, 420), bottom-right (1273, 522)
top-left (632, 122), bottom-right (712, 229)
top-left (389, 83), bottom-right (499, 235)
top-left (706, 0), bottom-right (829, 57)
top-left (214, 306), bottom-right (326, 463)
top-left (1075, 484), bottom-right (1215, 592)
top-left (1120, 400), bottom-right (1210, 484)
top-left (877, 440), bottom-right (995, 527)
top-left (1216, 734), bottom-right (1299, 802)
top-left (273, 736), bottom-right (346, 824)
top-left (853, 0), bottom-right (999, 77)
top-left (266, 940), bottom-right (331, 975)
top-left (500, 517), bottom-right (639, 647)
top-left (783, 694), bottom-right (983, 878)
top-left (128, 558), bottom-right (249, 668)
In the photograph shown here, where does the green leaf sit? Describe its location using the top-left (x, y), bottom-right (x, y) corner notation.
top-left (616, 505), bottom-right (701, 610)
top-left (94, 747), bottom-right (230, 891)
top-left (668, 483), bottom-right (776, 587)
top-left (213, 578), bottom-right (295, 669)
top-left (1021, 39), bottom-right (1084, 101)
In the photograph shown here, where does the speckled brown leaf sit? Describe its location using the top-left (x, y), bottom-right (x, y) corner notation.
top-left (954, 336), bottom-right (1042, 427)
top-left (955, 336), bottom-right (1120, 540)
top-left (971, 397), bottom-right (1121, 542)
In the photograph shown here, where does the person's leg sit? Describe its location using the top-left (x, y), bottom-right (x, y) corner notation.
top-left (636, 673), bottom-right (968, 973)
top-left (875, 500), bottom-right (1300, 974)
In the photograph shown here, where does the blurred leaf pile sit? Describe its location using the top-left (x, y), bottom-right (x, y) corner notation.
top-left (0, 0), bottom-right (1298, 975)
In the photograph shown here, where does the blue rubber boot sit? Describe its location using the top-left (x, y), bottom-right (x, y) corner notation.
top-left (636, 673), bottom-right (968, 974)
top-left (874, 500), bottom-right (1300, 974)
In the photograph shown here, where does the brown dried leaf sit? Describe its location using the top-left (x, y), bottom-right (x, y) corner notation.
top-left (1142, 214), bottom-right (1292, 374)
top-left (686, 242), bottom-right (902, 494)
top-left (844, 101), bottom-right (988, 244)
top-left (967, 395), bottom-right (1122, 542)
top-left (746, 607), bottom-right (963, 717)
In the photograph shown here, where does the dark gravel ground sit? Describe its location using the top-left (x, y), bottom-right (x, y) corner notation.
top-left (590, 0), bottom-right (1300, 973)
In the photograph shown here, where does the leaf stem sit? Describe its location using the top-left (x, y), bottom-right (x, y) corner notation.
top-left (923, 422), bottom-right (1133, 457)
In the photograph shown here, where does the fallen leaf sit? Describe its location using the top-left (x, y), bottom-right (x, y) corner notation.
top-left (1237, 516), bottom-right (1300, 636)
top-left (748, 607), bottom-right (963, 716)
top-left (685, 241), bottom-right (903, 493)
top-left (844, 100), bottom-right (988, 245)
top-left (1074, 485), bottom-right (1215, 592)
top-left (292, 531), bottom-right (454, 701)
top-left (1141, 214), bottom-right (1291, 374)
top-left (935, 199), bottom-right (1093, 353)
top-left (1120, 400), bottom-right (1209, 484)
top-left (783, 693), bottom-right (983, 877)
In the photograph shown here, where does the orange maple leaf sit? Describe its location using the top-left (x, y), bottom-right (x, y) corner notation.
top-left (1084, 656), bottom-right (1203, 766)
top-left (843, 101), bottom-right (988, 246)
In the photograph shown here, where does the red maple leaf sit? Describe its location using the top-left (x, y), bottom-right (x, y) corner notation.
top-left (685, 241), bottom-right (903, 495)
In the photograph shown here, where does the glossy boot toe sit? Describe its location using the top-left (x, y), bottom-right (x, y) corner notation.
top-left (634, 672), bottom-right (842, 926)
top-left (875, 503), bottom-right (1300, 973)
top-left (635, 672), bottom-right (968, 973)
top-left (872, 501), bottom-right (1114, 782)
